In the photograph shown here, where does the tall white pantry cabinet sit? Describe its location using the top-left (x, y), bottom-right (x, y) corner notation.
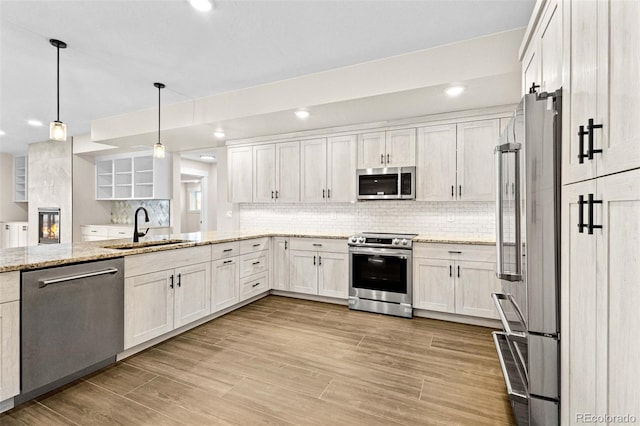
top-left (522, 0), bottom-right (640, 423)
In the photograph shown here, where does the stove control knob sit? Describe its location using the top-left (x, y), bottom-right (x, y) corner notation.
top-left (393, 238), bottom-right (400, 245)
top-left (401, 239), bottom-right (408, 246)
top-left (349, 236), bottom-right (357, 244)
top-left (358, 237), bottom-right (366, 244)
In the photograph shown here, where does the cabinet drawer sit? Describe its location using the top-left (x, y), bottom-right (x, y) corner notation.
top-left (240, 272), bottom-right (269, 300)
top-left (212, 241), bottom-right (240, 260)
top-left (289, 238), bottom-right (348, 253)
top-left (126, 245), bottom-right (211, 277)
top-left (240, 237), bottom-right (269, 254)
top-left (0, 271), bottom-right (20, 303)
top-left (240, 251), bottom-right (269, 278)
top-left (81, 225), bottom-right (109, 237)
top-left (414, 243), bottom-right (495, 262)
top-left (108, 227), bottom-right (132, 239)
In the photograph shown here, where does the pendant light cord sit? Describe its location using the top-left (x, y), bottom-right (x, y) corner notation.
top-left (56, 44), bottom-right (60, 122)
top-left (157, 85), bottom-right (161, 144)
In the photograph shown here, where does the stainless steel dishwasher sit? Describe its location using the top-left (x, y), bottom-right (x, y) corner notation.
top-left (19, 258), bottom-right (124, 402)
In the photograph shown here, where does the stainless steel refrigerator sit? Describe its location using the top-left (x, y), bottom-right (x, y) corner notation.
top-left (492, 90), bottom-right (561, 425)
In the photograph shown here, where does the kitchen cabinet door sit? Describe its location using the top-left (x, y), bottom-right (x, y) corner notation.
top-left (96, 159), bottom-right (114, 200)
top-left (289, 250), bottom-right (318, 295)
top-left (456, 119), bottom-right (499, 201)
top-left (454, 261), bottom-right (501, 319)
top-left (300, 138), bottom-right (327, 203)
top-left (13, 155), bottom-right (27, 202)
top-left (174, 262), bottom-right (211, 328)
top-left (561, 179), bottom-right (597, 424)
top-left (327, 135), bottom-right (356, 203)
top-left (275, 141), bottom-right (300, 203)
top-left (253, 144), bottom-right (276, 203)
top-left (564, 0), bottom-right (598, 184)
top-left (413, 258), bottom-right (454, 313)
top-left (17, 223), bottom-right (27, 247)
top-left (596, 169), bottom-right (640, 418)
top-left (227, 146), bottom-right (253, 203)
top-left (357, 132), bottom-right (386, 169)
top-left (212, 257), bottom-right (240, 312)
top-left (538, 0), bottom-right (562, 93)
top-left (385, 129), bottom-right (416, 167)
top-left (124, 270), bottom-right (174, 349)
top-left (599, 0), bottom-right (640, 177)
top-left (271, 237), bottom-right (290, 291)
top-left (317, 252), bottom-right (348, 299)
top-left (0, 300), bottom-right (19, 400)
top-left (522, 46), bottom-right (539, 96)
top-left (416, 124), bottom-right (457, 201)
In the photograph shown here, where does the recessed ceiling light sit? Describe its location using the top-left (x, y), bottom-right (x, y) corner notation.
top-left (213, 130), bottom-right (225, 138)
top-left (445, 86), bottom-right (465, 97)
top-left (0, 130), bottom-right (5, 136)
top-left (200, 154), bottom-right (216, 160)
top-left (189, 0), bottom-right (213, 12)
top-left (27, 119), bottom-right (43, 127)
top-left (295, 110), bottom-right (310, 119)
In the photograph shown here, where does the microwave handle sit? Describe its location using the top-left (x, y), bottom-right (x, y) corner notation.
top-left (495, 143), bottom-right (522, 281)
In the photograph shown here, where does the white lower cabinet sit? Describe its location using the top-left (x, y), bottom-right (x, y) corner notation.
top-left (413, 244), bottom-right (500, 319)
top-left (1, 222), bottom-right (28, 249)
top-left (212, 257), bottom-right (240, 311)
top-left (271, 237), bottom-right (290, 291)
top-left (0, 271), bottom-right (20, 401)
top-left (289, 238), bottom-right (349, 299)
top-left (124, 246), bottom-right (212, 349)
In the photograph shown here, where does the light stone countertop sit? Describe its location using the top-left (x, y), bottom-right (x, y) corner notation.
top-left (0, 230), bottom-right (494, 273)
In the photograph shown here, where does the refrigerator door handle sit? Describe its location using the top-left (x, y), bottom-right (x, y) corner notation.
top-left (495, 143), bottom-right (522, 281)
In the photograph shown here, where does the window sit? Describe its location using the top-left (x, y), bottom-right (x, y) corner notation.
top-left (188, 190), bottom-right (201, 212)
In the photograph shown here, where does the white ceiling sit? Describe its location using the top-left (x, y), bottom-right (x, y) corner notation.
top-left (0, 0), bottom-right (534, 154)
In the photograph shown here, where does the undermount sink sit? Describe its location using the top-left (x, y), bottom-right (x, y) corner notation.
top-left (102, 239), bottom-right (193, 250)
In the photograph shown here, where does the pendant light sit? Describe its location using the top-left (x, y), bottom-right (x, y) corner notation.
top-left (153, 82), bottom-right (166, 159)
top-left (49, 39), bottom-right (67, 141)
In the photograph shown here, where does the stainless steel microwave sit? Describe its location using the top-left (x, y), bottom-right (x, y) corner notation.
top-left (356, 167), bottom-right (415, 200)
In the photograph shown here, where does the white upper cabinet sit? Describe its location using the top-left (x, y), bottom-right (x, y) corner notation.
top-left (357, 129), bottom-right (416, 168)
top-left (13, 155), bottom-right (27, 202)
top-left (253, 144), bottom-right (276, 203)
top-left (326, 135), bottom-right (356, 202)
top-left (416, 124), bottom-right (457, 201)
top-left (456, 119), bottom-right (499, 201)
top-left (275, 141), bottom-right (300, 203)
top-left (301, 136), bottom-right (356, 203)
top-left (95, 153), bottom-right (171, 200)
top-left (522, 47), bottom-right (540, 95)
top-left (538, 1), bottom-right (562, 94)
top-left (357, 132), bottom-right (386, 169)
top-left (228, 146), bottom-right (253, 203)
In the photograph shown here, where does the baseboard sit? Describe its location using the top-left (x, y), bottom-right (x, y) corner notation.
top-left (0, 397), bottom-right (14, 414)
top-left (270, 290), bottom-right (348, 306)
top-left (117, 291), bottom-right (270, 361)
top-left (413, 308), bottom-right (501, 328)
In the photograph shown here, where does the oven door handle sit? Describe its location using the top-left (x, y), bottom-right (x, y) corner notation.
top-left (349, 247), bottom-right (411, 257)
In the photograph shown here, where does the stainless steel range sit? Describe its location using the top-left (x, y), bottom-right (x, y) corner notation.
top-left (348, 232), bottom-right (417, 318)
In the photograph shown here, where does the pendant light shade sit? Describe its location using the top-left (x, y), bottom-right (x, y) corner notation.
top-left (153, 82), bottom-right (166, 159)
top-left (49, 39), bottom-right (67, 141)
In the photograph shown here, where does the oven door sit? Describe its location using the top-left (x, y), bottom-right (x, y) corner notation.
top-left (349, 247), bottom-right (412, 305)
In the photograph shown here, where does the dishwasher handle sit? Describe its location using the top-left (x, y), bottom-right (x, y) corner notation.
top-left (38, 267), bottom-right (119, 288)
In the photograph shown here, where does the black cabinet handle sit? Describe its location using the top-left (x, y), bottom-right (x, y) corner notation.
top-left (170, 274), bottom-right (174, 289)
top-left (458, 185), bottom-right (462, 197)
top-left (457, 265), bottom-right (460, 278)
top-left (323, 189), bottom-right (325, 199)
top-left (380, 154), bottom-right (384, 164)
top-left (313, 256), bottom-right (316, 265)
top-left (223, 260), bottom-right (233, 264)
top-left (448, 250), bottom-right (462, 254)
top-left (587, 118), bottom-right (603, 160)
top-left (223, 248), bottom-right (233, 252)
top-left (284, 240), bottom-right (287, 250)
top-left (327, 189), bottom-right (331, 198)
top-left (387, 153), bottom-right (390, 164)
top-left (252, 261), bottom-right (260, 265)
top-left (319, 256), bottom-right (322, 266)
top-left (177, 273), bottom-right (182, 287)
top-left (451, 185), bottom-right (454, 198)
top-left (252, 282), bottom-right (260, 288)
top-left (271, 190), bottom-right (274, 199)
top-left (587, 193), bottom-right (603, 234)
top-left (449, 265), bottom-right (452, 277)
top-left (529, 82), bottom-right (540, 94)
top-left (275, 190), bottom-right (279, 199)
top-left (578, 125), bottom-right (589, 164)
top-left (253, 243), bottom-right (260, 247)
top-left (578, 195), bottom-right (587, 233)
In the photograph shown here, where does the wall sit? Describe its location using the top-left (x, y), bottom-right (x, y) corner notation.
top-left (28, 139), bottom-right (73, 245)
top-left (239, 201), bottom-right (494, 239)
top-left (72, 153), bottom-right (111, 241)
top-left (181, 182), bottom-right (202, 233)
top-left (215, 147), bottom-right (238, 232)
top-left (0, 153), bottom-right (28, 222)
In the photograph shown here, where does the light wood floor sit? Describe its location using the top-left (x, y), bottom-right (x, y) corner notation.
top-left (2, 296), bottom-right (515, 425)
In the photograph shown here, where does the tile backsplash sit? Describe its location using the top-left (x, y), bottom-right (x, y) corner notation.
top-left (111, 200), bottom-right (170, 226)
top-left (239, 201), bottom-right (495, 237)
